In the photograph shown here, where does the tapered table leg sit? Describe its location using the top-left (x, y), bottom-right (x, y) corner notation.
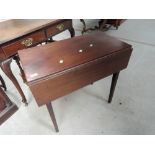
top-left (46, 102), bottom-right (59, 132)
top-left (0, 75), bottom-right (7, 91)
top-left (108, 72), bottom-right (120, 103)
top-left (0, 58), bottom-right (27, 105)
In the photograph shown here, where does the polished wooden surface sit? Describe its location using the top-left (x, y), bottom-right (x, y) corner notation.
top-left (0, 19), bottom-right (74, 59)
top-left (18, 32), bottom-right (131, 82)
top-left (2, 30), bottom-right (46, 57)
top-left (0, 19), bottom-right (75, 104)
top-left (19, 32), bottom-right (132, 105)
top-left (29, 49), bottom-right (131, 106)
top-left (19, 32), bottom-right (132, 132)
top-left (0, 19), bottom-right (56, 44)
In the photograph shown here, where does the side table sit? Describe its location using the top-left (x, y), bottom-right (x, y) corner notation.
top-left (18, 32), bottom-right (132, 132)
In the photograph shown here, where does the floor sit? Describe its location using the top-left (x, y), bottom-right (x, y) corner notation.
top-left (0, 19), bottom-right (155, 134)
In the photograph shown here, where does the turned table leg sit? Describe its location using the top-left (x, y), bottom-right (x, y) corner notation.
top-left (46, 102), bottom-right (59, 132)
top-left (0, 75), bottom-right (7, 91)
top-left (68, 27), bottom-right (75, 37)
top-left (13, 55), bottom-right (26, 83)
top-left (108, 72), bottom-right (120, 103)
top-left (0, 58), bottom-right (27, 105)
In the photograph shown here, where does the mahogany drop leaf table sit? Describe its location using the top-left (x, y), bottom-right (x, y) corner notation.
top-left (18, 32), bottom-right (132, 132)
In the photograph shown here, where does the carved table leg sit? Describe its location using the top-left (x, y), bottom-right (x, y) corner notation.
top-left (108, 72), bottom-right (120, 103)
top-left (0, 58), bottom-right (27, 105)
top-left (68, 27), bottom-right (75, 37)
top-left (0, 75), bottom-right (7, 91)
top-left (46, 102), bottom-right (59, 132)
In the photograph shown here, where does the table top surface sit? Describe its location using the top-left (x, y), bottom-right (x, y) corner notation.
top-left (0, 19), bottom-right (58, 45)
top-left (18, 32), bottom-right (132, 82)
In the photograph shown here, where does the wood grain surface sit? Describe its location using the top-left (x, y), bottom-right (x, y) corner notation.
top-left (18, 31), bottom-right (132, 82)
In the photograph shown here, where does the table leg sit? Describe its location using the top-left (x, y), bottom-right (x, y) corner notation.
top-left (99, 19), bottom-right (108, 30)
top-left (68, 27), bottom-right (75, 37)
top-left (108, 72), bottom-right (120, 103)
top-left (0, 87), bottom-right (7, 111)
top-left (46, 102), bottom-right (59, 132)
top-left (0, 87), bottom-right (18, 125)
top-left (0, 86), bottom-right (12, 107)
top-left (47, 37), bottom-right (55, 43)
top-left (80, 19), bottom-right (87, 34)
top-left (0, 58), bottom-right (28, 105)
top-left (13, 55), bottom-right (26, 83)
top-left (0, 74), bottom-right (7, 91)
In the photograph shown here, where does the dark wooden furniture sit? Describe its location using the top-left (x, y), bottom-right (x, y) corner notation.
top-left (105, 19), bottom-right (125, 29)
top-left (18, 32), bottom-right (132, 132)
top-left (0, 86), bottom-right (18, 125)
top-left (0, 74), bottom-right (6, 91)
top-left (80, 19), bottom-right (125, 34)
top-left (0, 19), bottom-right (75, 105)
